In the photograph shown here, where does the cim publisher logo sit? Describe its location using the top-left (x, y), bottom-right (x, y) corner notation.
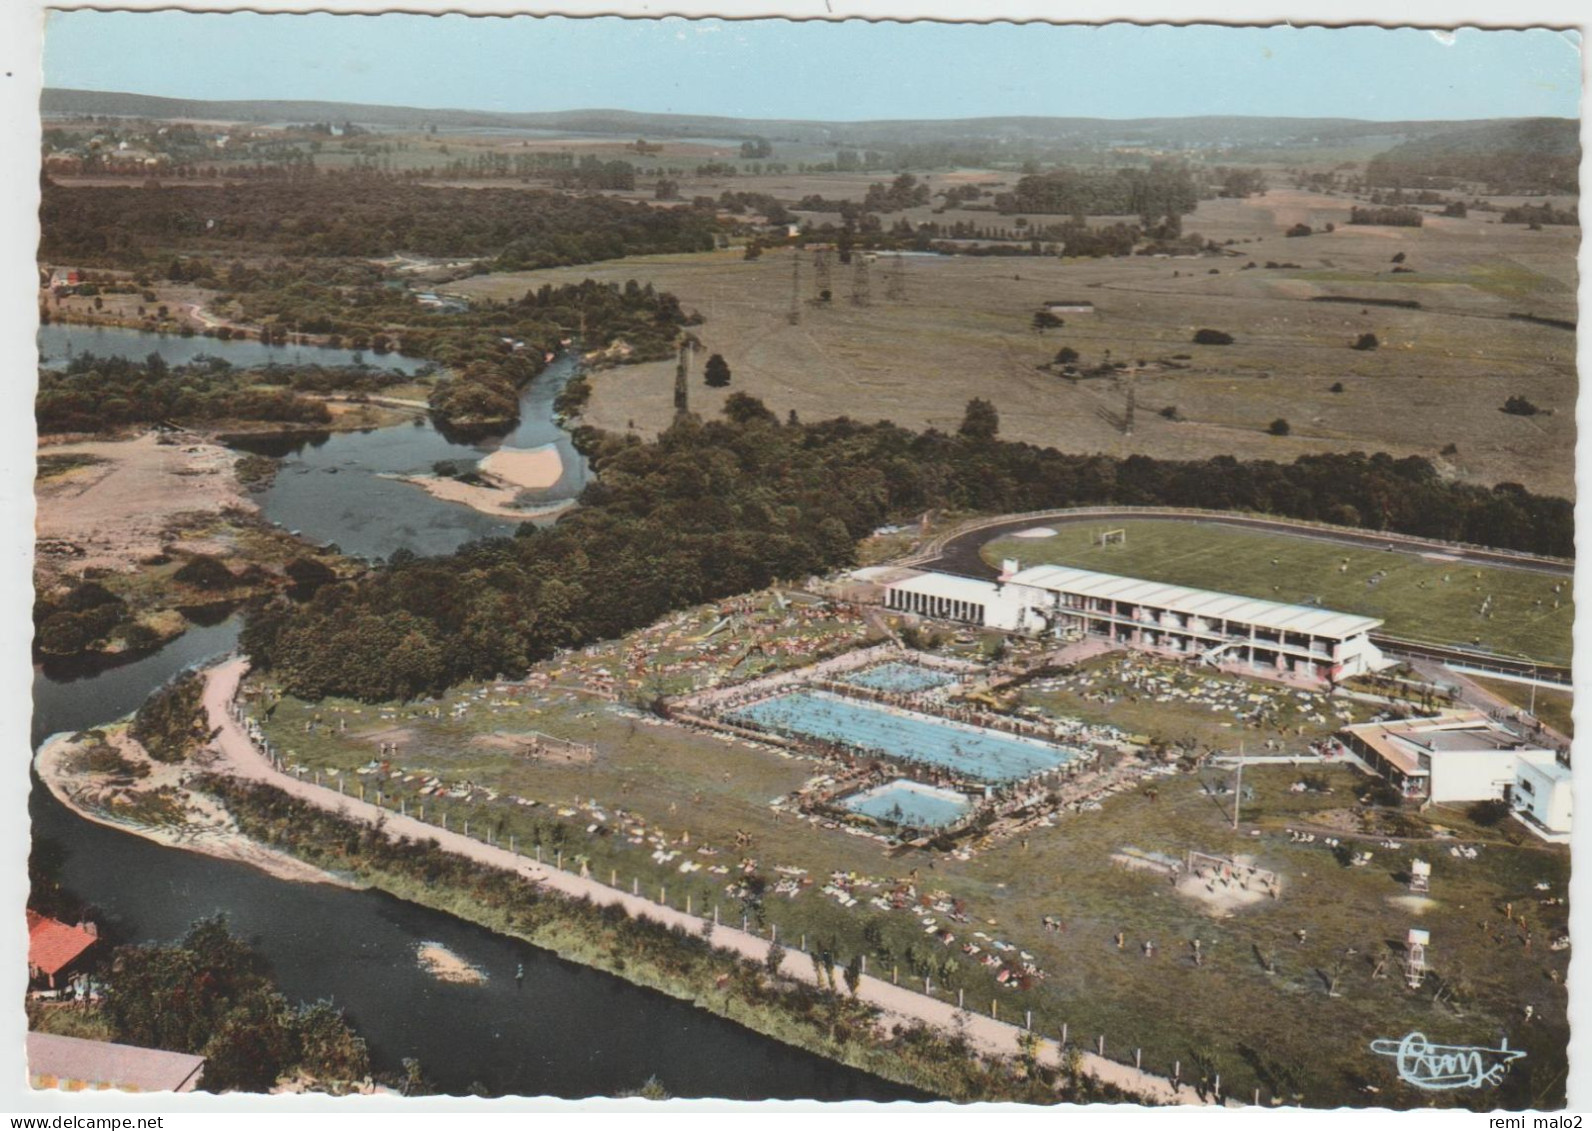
top-left (1369, 1032), bottom-right (1525, 1090)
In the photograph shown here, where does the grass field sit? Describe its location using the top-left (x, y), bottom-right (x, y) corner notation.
top-left (1470, 675), bottom-right (1575, 739)
top-left (982, 520), bottom-right (1572, 665)
top-left (448, 188), bottom-right (1578, 499)
top-left (248, 593), bottom-right (1570, 1108)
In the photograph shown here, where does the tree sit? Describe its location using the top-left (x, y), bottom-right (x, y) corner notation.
top-left (703, 353), bottom-right (732, 388)
top-left (1054, 346), bottom-right (1080, 366)
top-left (1269, 418), bottom-right (1292, 436)
top-left (844, 953), bottom-right (863, 996)
top-left (764, 939), bottom-right (786, 979)
top-left (959, 398), bottom-right (1000, 442)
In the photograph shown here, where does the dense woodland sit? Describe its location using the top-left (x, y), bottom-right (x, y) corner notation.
top-left (998, 164), bottom-right (1200, 220)
top-left (1363, 118), bottom-right (1580, 195)
top-left (100, 916), bottom-right (369, 1093)
top-left (244, 398), bottom-right (1573, 702)
top-left (37, 353), bottom-right (338, 433)
top-left (40, 178), bottom-right (718, 269)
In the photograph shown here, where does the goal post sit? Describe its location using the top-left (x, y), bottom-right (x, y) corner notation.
top-left (1098, 528), bottom-right (1127, 548)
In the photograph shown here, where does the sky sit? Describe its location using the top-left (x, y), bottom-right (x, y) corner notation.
top-left (41, 12), bottom-right (1582, 122)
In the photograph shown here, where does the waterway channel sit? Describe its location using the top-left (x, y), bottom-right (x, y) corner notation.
top-left (31, 327), bottom-right (917, 1101)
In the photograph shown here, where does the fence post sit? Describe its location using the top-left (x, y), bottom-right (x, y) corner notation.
top-left (464, 819), bottom-right (469, 837)
top-left (612, 869), bottom-right (618, 886)
top-left (686, 894), bottom-right (692, 916)
top-left (958, 988), bottom-right (964, 1009)
top-left (1026, 1009), bottom-right (1032, 1031)
top-left (1214, 1074), bottom-right (1221, 1101)
top-left (991, 999), bottom-right (997, 1020)
top-left (770, 923), bottom-right (777, 942)
top-left (1136, 1048), bottom-right (1142, 1069)
top-left (892, 965), bottom-right (898, 985)
top-left (510, 835), bottom-right (516, 854)
top-left (1098, 1035), bottom-right (1105, 1056)
top-left (536, 845), bottom-right (542, 863)
top-left (634, 878), bottom-right (640, 896)
top-left (1174, 1059), bottom-right (1180, 1084)
top-left (860, 955), bottom-right (865, 975)
top-left (800, 934), bottom-right (806, 952)
top-left (1254, 1088), bottom-right (1261, 1107)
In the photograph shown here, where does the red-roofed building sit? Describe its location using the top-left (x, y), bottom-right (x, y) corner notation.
top-left (27, 911), bottom-right (100, 990)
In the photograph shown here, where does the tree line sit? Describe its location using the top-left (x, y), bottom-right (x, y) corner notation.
top-left (99, 915), bottom-right (370, 1093)
top-left (40, 178), bottom-right (718, 269)
top-left (37, 353), bottom-right (337, 434)
top-left (242, 397), bottom-right (1572, 703)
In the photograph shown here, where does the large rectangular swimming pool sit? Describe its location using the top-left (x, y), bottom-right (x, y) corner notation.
top-left (729, 690), bottom-right (1073, 782)
top-left (842, 779), bottom-right (971, 827)
top-left (839, 662), bottom-right (958, 694)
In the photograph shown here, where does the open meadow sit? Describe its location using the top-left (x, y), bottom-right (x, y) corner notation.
top-left (247, 592), bottom-right (1570, 1108)
top-left (982, 519), bottom-right (1574, 664)
top-left (449, 188), bottom-right (1578, 499)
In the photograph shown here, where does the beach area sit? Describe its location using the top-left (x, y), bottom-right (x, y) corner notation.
top-left (401, 443), bottom-right (572, 519)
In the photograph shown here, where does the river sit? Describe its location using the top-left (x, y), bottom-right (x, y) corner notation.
top-left (31, 327), bottom-right (916, 1101)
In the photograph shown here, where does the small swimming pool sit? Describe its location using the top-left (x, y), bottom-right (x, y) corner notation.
top-left (728, 690), bottom-right (1074, 782)
top-left (840, 662), bottom-right (957, 694)
top-left (842, 779), bottom-right (971, 828)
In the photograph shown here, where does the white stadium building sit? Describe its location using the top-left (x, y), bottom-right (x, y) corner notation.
top-left (846, 561), bottom-right (1388, 682)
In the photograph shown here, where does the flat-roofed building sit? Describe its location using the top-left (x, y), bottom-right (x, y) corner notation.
top-left (1340, 711), bottom-right (1548, 804)
top-left (1002, 563), bottom-right (1386, 680)
top-left (1512, 750), bottom-right (1572, 841)
top-left (854, 562), bottom-right (1387, 681)
top-left (27, 1033), bottom-right (205, 1094)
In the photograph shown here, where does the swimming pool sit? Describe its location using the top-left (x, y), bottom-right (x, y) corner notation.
top-left (728, 690), bottom-right (1073, 782)
top-left (840, 662), bottom-right (957, 694)
top-left (842, 779), bottom-right (971, 828)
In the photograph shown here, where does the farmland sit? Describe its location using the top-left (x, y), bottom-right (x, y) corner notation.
top-left (451, 188), bottom-right (1578, 499)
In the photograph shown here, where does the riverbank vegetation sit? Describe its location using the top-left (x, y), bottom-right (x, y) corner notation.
top-left (199, 773), bottom-right (1128, 1104)
top-left (98, 915), bottom-right (371, 1093)
top-left (243, 397), bottom-right (1572, 702)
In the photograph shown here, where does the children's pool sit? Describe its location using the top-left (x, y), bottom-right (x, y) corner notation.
top-left (840, 662), bottom-right (957, 694)
top-left (842, 779), bottom-right (971, 827)
top-left (728, 690), bottom-right (1073, 782)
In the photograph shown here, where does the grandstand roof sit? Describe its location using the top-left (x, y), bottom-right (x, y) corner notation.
top-left (1008, 564), bottom-right (1382, 640)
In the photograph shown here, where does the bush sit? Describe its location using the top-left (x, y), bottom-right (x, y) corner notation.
top-left (1352, 333), bottom-right (1380, 351)
top-left (1468, 798), bottom-right (1512, 827)
top-left (1285, 223), bottom-right (1313, 238)
top-left (1268, 418), bottom-right (1292, 436)
top-left (1329, 382), bottom-right (1345, 393)
top-left (174, 554), bottom-right (243, 591)
top-left (1192, 329), bottom-right (1234, 346)
top-left (1502, 396), bottom-right (1541, 417)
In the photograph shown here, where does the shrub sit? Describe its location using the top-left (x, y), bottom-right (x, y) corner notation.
top-left (1285, 223), bottom-right (1313, 238)
top-left (1352, 333), bottom-right (1380, 351)
top-left (1502, 395), bottom-right (1540, 417)
top-left (1192, 329), bottom-right (1234, 346)
top-left (1268, 418), bottom-right (1292, 436)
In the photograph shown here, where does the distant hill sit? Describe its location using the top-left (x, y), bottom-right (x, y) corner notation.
top-left (40, 87), bottom-right (1570, 155)
top-left (1364, 117), bottom-right (1580, 194)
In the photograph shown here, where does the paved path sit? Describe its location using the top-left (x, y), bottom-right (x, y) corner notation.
top-left (202, 658), bottom-right (1219, 1106)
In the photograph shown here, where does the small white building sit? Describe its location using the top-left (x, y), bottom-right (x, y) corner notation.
top-left (1512, 750), bottom-right (1572, 840)
top-left (1340, 711), bottom-right (1562, 814)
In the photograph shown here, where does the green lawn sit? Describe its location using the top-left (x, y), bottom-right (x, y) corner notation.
top-left (1470, 675), bottom-right (1574, 739)
top-left (246, 591), bottom-right (1570, 1109)
top-left (984, 521), bottom-right (1572, 665)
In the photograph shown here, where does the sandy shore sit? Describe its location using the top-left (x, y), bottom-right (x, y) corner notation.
top-left (35, 730), bottom-right (351, 890)
top-left (398, 443), bottom-right (570, 519)
top-left (481, 444), bottom-right (563, 490)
